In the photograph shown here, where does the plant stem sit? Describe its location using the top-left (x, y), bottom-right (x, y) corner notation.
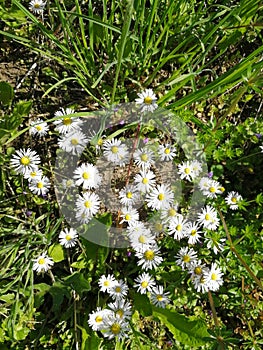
top-left (111, 0), bottom-right (134, 104)
top-left (217, 207), bottom-right (263, 291)
top-left (207, 290), bottom-right (220, 327)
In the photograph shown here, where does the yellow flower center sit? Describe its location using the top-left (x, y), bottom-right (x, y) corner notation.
top-left (191, 229), bottom-right (197, 236)
top-left (140, 153), bottom-right (148, 162)
top-left (71, 138), bottom-right (79, 145)
top-left (126, 191), bottom-right (133, 199)
top-left (211, 273), bottom-right (217, 281)
top-left (34, 3), bottom-right (41, 8)
top-left (116, 309), bottom-right (124, 318)
top-left (139, 235), bottom-right (146, 244)
top-left (38, 258), bottom-right (45, 265)
top-left (115, 286), bottom-right (121, 293)
top-left (164, 148), bottom-right (170, 154)
top-left (158, 193), bottom-right (165, 201)
top-left (20, 156), bottom-right (30, 165)
top-left (37, 182), bottom-right (44, 189)
top-left (97, 138), bottom-right (103, 146)
top-left (176, 224), bottom-right (182, 231)
top-left (184, 167), bottom-right (190, 174)
top-left (95, 315), bottom-right (103, 323)
top-left (144, 96), bottom-right (153, 104)
top-left (111, 323), bottom-right (121, 335)
top-left (103, 280), bottom-right (110, 287)
top-left (209, 187), bottom-right (216, 193)
top-left (65, 234), bottom-right (72, 241)
top-left (111, 146), bottom-right (118, 154)
top-left (194, 267), bottom-right (202, 275)
top-left (63, 117), bottom-right (72, 126)
top-left (219, 187), bottom-right (225, 192)
top-left (231, 197), bottom-right (237, 203)
top-left (82, 172), bottom-right (90, 179)
top-left (155, 223), bottom-right (163, 232)
top-left (167, 209), bottom-right (175, 217)
top-left (66, 179), bottom-right (73, 187)
top-left (36, 125), bottom-right (42, 131)
top-left (144, 250), bottom-right (154, 260)
top-left (125, 214), bottom-right (131, 221)
top-left (183, 255), bottom-right (190, 263)
top-left (30, 171), bottom-right (37, 177)
top-left (84, 200), bottom-right (91, 208)
top-left (157, 294), bottom-right (163, 301)
top-left (142, 177), bottom-right (149, 184)
top-left (205, 214), bottom-right (211, 221)
top-left (141, 281), bottom-right (148, 288)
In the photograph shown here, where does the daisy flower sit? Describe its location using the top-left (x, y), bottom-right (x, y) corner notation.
top-left (134, 272), bottom-right (156, 294)
top-left (184, 221), bottom-right (202, 244)
top-left (73, 163), bottom-right (101, 189)
top-left (203, 263), bottom-right (224, 291)
top-left (32, 252), bottom-right (54, 273)
top-left (28, 175), bottom-right (51, 196)
top-left (225, 191), bottom-right (243, 210)
top-left (158, 143), bottom-right (176, 161)
top-left (175, 247), bottom-right (198, 270)
top-left (201, 179), bottom-right (223, 198)
top-left (75, 192), bottom-right (100, 218)
top-left (134, 148), bottom-right (155, 170)
top-left (29, 0), bottom-right (46, 14)
top-left (177, 160), bottom-right (196, 181)
top-left (119, 185), bottom-right (140, 206)
top-left (145, 184), bottom-right (174, 211)
top-left (168, 214), bottom-right (188, 240)
top-left (204, 232), bottom-right (225, 254)
top-left (108, 299), bottom-right (132, 321)
top-left (150, 286), bottom-right (170, 308)
top-left (61, 178), bottom-right (75, 189)
top-left (259, 145), bottom-right (263, 152)
top-left (192, 275), bottom-right (210, 294)
top-left (199, 177), bottom-right (213, 192)
top-left (197, 205), bottom-right (220, 231)
top-left (53, 108), bottom-right (83, 135)
top-left (102, 315), bottom-right (131, 341)
top-left (10, 148), bottom-right (41, 175)
top-left (102, 138), bottom-right (129, 166)
top-left (191, 160), bottom-right (203, 178)
top-left (134, 169), bottom-right (156, 193)
top-left (120, 207), bottom-right (139, 225)
top-left (135, 88), bottom-right (158, 113)
top-left (108, 280), bottom-right (129, 300)
top-left (98, 274), bottom-right (117, 293)
top-left (58, 130), bottom-right (89, 155)
top-left (29, 118), bottom-right (49, 137)
top-left (23, 168), bottom-right (43, 182)
top-left (88, 307), bottom-right (113, 331)
top-left (160, 205), bottom-right (179, 224)
top-left (129, 228), bottom-right (156, 252)
top-left (135, 244), bottom-right (163, 270)
top-left (188, 260), bottom-right (208, 278)
top-left (59, 228), bottom-right (78, 248)
top-left (75, 210), bottom-right (93, 224)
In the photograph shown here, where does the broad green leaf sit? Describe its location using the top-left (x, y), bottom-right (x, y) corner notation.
top-left (48, 243), bottom-right (65, 262)
top-left (49, 282), bottom-right (71, 312)
top-left (153, 306), bottom-right (211, 347)
top-left (13, 100), bottom-right (32, 117)
top-left (78, 325), bottom-right (101, 350)
top-left (0, 81), bottom-right (14, 105)
top-left (63, 272), bottom-right (91, 295)
top-left (132, 292), bottom-right (152, 317)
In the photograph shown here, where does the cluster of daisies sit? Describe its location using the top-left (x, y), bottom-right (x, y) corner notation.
top-left (87, 274), bottom-right (169, 341)
top-left (9, 88), bottom-right (249, 343)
